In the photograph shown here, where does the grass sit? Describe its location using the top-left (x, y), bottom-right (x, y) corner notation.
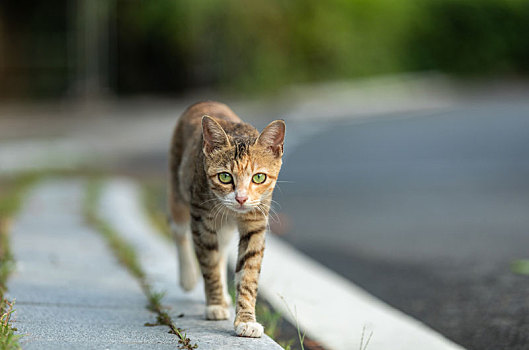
top-left (511, 259), bottom-right (529, 275)
top-left (359, 325), bottom-right (373, 350)
top-left (84, 181), bottom-right (145, 280)
top-left (84, 180), bottom-right (197, 350)
top-left (256, 302), bottom-right (296, 350)
top-left (0, 299), bottom-right (21, 350)
top-left (0, 173), bottom-right (41, 350)
top-left (279, 295), bottom-right (306, 350)
top-left (141, 181), bottom-right (172, 241)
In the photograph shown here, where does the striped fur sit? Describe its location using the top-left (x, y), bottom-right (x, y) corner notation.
top-left (168, 101), bottom-right (285, 338)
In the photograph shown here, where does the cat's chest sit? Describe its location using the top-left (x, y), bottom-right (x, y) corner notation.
top-left (205, 212), bottom-right (237, 249)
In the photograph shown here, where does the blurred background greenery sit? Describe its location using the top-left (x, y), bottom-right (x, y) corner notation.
top-left (0, 0), bottom-right (528, 99)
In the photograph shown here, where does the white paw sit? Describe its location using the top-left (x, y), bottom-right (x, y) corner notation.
top-left (235, 322), bottom-right (264, 338)
top-left (206, 305), bottom-right (230, 320)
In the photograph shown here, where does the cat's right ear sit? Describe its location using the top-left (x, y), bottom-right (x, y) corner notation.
top-left (202, 115), bottom-right (230, 154)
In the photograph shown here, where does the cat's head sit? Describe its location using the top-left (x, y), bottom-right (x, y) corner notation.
top-left (201, 115), bottom-right (285, 214)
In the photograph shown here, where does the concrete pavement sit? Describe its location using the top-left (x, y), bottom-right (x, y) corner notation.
top-left (6, 179), bottom-right (281, 349)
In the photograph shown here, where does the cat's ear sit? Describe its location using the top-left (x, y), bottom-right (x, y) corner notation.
top-left (202, 115), bottom-right (230, 154)
top-left (256, 120), bottom-right (285, 157)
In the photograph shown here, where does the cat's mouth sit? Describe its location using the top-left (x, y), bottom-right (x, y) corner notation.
top-left (226, 202), bottom-right (253, 214)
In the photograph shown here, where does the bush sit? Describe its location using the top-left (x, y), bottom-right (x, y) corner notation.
top-left (407, 0), bottom-right (529, 75)
top-left (117, 0), bottom-right (418, 94)
top-left (4, 0), bottom-right (528, 97)
top-left (117, 0), bottom-right (529, 94)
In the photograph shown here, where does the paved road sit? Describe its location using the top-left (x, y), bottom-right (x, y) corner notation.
top-left (274, 101), bottom-right (529, 350)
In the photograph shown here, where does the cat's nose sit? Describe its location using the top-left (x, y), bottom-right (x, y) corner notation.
top-left (235, 195), bottom-right (248, 205)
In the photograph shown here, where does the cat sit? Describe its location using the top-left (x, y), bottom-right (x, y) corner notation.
top-left (168, 101), bottom-right (285, 338)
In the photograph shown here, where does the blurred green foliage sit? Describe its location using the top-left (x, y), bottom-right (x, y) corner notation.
top-left (117, 0), bottom-right (418, 93)
top-left (408, 0), bottom-right (529, 75)
top-left (1, 0), bottom-right (528, 97)
top-left (117, 0), bottom-right (529, 94)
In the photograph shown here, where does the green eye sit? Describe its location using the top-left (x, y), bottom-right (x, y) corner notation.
top-left (218, 172), bottom-right (233, 184)
top-left (252, 173), bottom-right (266, 184)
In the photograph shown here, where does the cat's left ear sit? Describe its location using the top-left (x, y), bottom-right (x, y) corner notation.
top-left (256, 120), bottom-right (285, 157)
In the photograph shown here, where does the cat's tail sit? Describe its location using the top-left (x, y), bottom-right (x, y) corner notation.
top-left (170, 219), bottom-right (200, 291)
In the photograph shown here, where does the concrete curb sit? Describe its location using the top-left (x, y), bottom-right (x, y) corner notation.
top-left (98, 178), bottom-right (282, 350)
top-left (98, 177), bottom-right (466, 350)
top-left (231, 236), bottom-right (466, 350)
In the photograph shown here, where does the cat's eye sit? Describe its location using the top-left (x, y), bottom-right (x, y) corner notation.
top-left (252, 173), bottom-right (266, 184)
top-left (218, 172), bottom-right (233, 184)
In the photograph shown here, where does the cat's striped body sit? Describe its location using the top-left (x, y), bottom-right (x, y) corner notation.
top-left (168, 101), bottom-right (285, 337)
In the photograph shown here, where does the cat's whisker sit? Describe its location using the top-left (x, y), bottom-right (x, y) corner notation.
top-left (270, 209), bottom-right (281, 222)
top-left (210, 204), bottom-right (219, 230)
top-left (255, 205), bottom-right (267, 223)
top-left (268, 212), bottom-right (280, 224)
top-left (267, 203), bottom-right (280, 216)
top-left (256, 206), bottom-right (273, 233)
top-left (216, 206), bottom-right (223, 228)
top-left (212, 203), bottom-right (224, 230)
top-left (259, 203), bottom-right (280, 224)
top-left (199, 197), bottom-right (219, 206)
top-left (269, 199), bottom-right (282, 210)
top-left (270, 212), bottom-right (281, 224)
top-left (260, 200), bottom-right (279, 212)
top-left (257, 204), bottom-right (272, 223)
top-left (222, 206), bottom-right (228, 226)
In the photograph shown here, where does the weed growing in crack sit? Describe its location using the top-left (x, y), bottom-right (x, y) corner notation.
top-left (279, 295), bottom-right (306, 350)
top-left (0, 173), bottom-right (40, 350)
top-left (0, 299), bottom-right (22, 350)
top-left (84, 180), bottom-right (197, 350)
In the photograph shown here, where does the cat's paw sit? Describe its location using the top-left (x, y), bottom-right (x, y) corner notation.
top-left (205, 305), bottom-right (230, 320)
top-left (235, 322), bottom-right (264, 338)
top-left (179, 268), bottom-right (198, 291)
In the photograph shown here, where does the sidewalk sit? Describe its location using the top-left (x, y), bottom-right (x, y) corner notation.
top-left (6, 178), bottom-right (281, 349)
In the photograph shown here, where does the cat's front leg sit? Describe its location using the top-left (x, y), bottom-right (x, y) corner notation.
top-left (190, 212), bottom-right (230, 320)
top-left (233, 217), bottom-right (267, 337)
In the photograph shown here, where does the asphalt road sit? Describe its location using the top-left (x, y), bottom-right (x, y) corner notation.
top-left (274, 101), bottom-right (529, 350)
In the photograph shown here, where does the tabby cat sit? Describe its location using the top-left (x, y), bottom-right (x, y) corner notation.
top-left (168, 101), bottom-right (285, 337)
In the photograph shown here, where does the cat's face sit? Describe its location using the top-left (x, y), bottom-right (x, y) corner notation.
top-left (202, 116), bottom-right (285, 214)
